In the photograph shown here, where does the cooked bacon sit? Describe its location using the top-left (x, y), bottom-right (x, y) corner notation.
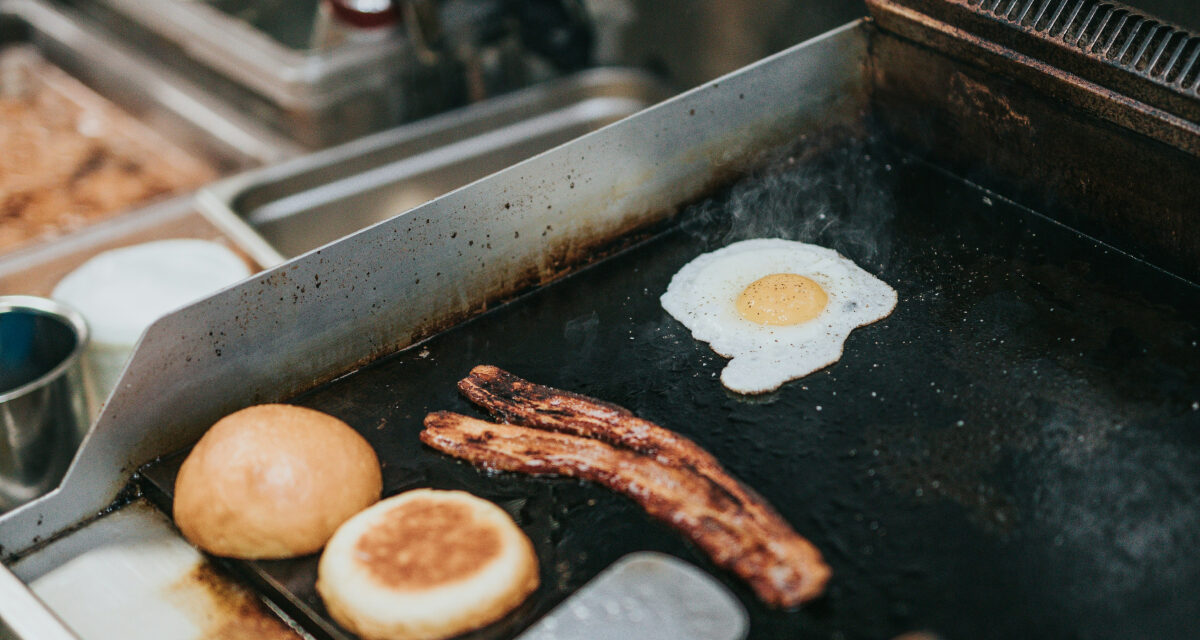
top-left (459, 365), bottom-right (724, 467)
top-left (422, 377), bottom-right (832, 608)
top-left (458, 365), bottom-right (817, 579)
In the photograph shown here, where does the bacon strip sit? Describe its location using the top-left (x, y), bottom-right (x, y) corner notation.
top-left (421, 412), bottom-right (828, 606)
top-left (458, 365), bottom-right (724, 468)
top-left (458, 366), bottom-right (817, 575)
top-left (421, 368), bottom-right (832, 607)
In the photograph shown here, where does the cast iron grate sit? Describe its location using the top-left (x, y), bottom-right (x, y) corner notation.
top-left (965, 0), bottom-right (1200, 93)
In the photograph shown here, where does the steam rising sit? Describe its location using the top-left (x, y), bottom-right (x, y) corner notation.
top-left (680, 133), bottom-right (897, 271)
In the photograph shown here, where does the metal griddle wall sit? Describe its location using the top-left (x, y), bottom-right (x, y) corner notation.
top-left (143, 134), bottom-right (1200, 639)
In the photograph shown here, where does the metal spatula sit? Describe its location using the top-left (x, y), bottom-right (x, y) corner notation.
top-left (517, 552), bottom-right (749, 640)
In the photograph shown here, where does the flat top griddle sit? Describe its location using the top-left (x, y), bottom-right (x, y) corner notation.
top-left (142, 132), bottom-right (1200, 640)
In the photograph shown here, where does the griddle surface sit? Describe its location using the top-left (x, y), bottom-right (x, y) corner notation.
top-left (144, 136), bottom-right (1200, 640)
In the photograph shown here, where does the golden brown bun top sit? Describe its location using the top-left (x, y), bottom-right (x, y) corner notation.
top-left (173, 403), bottom-right (382, 559)
top-left (355, 497), bottom-right (503, 590)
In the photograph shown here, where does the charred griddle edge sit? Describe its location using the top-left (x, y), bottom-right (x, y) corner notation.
top-left (866, 0), bottom-right (1200, 283)
top-left (869, 0), bottom-right (1200, 150)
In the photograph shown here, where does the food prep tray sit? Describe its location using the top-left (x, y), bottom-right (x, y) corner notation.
top-left (0, 0), bottom-right (298, 258)
top-left (85, 0), bottom-right (467, 148)
top-left (0, 0), bottom-right (296, 172)
top-left (198, 68), bottom-right (671, 259)
top-left (2, 1), bottom-right (1198, 638)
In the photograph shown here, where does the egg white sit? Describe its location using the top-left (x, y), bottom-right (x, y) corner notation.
top-left (660, 238), bottom-right (896, 394)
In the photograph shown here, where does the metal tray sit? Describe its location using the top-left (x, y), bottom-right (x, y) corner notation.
top-left (0, 0), bottom-right (299, 261)
top-left (85, 0), bottom-right (489, 148)
top-left (0, 0), bottom-right (296, 175)
top-left (0, 197), bottom-right (272, 298)
top-left (2, 3), bottom-right (1198, 637)
top-left (198, 68), bottom-right (671, 259)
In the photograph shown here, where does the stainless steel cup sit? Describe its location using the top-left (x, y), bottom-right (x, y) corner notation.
top-left (0, 296), bottom-right (90, 511)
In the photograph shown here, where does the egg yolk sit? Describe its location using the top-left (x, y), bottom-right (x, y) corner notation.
top-left (736, 273), bottom-right (827, 325)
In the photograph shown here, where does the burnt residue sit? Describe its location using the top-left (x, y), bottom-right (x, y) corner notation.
top-left (167, 563), bottom-right (303, 640)
top-left (2, 481), bottom-right (144, 565)
top-left (867, 17), bottom-right (1200, 282)
top-left (867, 0), bottom-right (1200, 134)
top-left (266, 182), bottom-right (734, 406)
top-left (139, 133), bottom-right (1200, 640)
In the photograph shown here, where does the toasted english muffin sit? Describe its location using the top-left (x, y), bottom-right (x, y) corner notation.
top-left (317, 489), bottom-right (539, 640)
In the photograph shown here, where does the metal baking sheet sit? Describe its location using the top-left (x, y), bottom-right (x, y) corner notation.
top-left (89, 0), bottom-right (464, 148)
top-left (142, 130), bottom-right (1200, 639)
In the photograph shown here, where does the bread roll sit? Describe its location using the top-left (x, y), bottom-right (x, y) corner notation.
top-left (173, 404), bottom-right (381, 559)
top-left (317, 489), bottom-right (539, 640)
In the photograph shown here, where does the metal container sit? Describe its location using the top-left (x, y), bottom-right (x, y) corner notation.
top-left (0, 296), bottom-right (88, 512)
top-left (86, 0), bottom-right (477, 149)
top-left (0, 0), bottom-right (299, 261)
top-left (85, 0), bottom-right (866, 149)
top-left (199, 68), bottom-right (670, 259)
top-left (606, 0), bottom-right (869, 89)
top-left (0, 196), bottom-right (279, 298)
top-left (0, 0), bottom-right (296, 173)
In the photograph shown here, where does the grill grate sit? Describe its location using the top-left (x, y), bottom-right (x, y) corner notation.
top-left (966, 0), bottom-right (1200, 93)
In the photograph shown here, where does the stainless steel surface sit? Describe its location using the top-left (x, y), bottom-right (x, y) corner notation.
top-left (200, 68), bottom-right (671, 258)
top-left (516, 552), bottom-right (748, 640)
top-left (92, 0), bottom-right (868, 149)
top-left (605, 0), bottom-right (868, 88)
top-left (0, 564), bottom-right (76, 640)
top-left (0, 0), bottom-right (297, 173)
top-left (95, 0), bottom-right (411, 95)
top-left (0, 297), bottom-right (88, 512)
top-left (92, 0), bottom-right (466, 148)
top-left (0, 194), bottom-right (281, 298)
top-left (191, 196), bottom-right (289, 269)
top-left (10, 499), bottom-right (307, 640)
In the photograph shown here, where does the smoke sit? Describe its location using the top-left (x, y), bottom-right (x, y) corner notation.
top-left (680, 132), bottom-right (897, 270)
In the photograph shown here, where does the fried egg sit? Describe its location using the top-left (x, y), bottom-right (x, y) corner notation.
top-left (661, 238), bottom-right (896, 394)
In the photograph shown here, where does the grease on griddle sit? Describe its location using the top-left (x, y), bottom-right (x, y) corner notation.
top-left (166, 563), bottom-right (303, 640)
